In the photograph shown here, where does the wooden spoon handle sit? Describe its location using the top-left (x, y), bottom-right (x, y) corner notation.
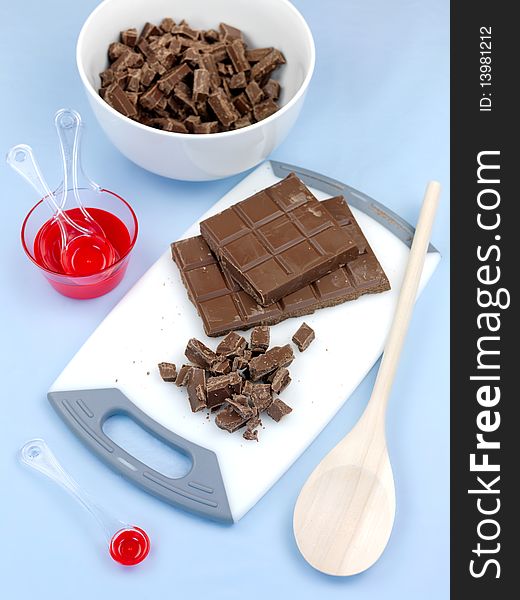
top-left (368, 181), bottom-right (441, 418)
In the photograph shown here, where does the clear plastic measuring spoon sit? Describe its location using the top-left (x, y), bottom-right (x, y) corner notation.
top-left (20, 439), bottom-right (150, 566)
top-left (7, 144), bottom-right (116, 276)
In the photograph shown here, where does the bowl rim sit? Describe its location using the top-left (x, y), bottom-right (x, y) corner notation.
top-left (76, 0), bottom-right (316, 139)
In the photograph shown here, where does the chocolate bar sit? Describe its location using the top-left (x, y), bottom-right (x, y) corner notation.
top-left (172, 196), bottom-right (390, 336)
top-left (199, 174), bottom-right (360, 305)
top-left (292, 322), bottom-right (315, 352)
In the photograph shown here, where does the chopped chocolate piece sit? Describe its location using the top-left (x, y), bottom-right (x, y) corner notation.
top-left (210, 356), bottom-right (232, 375)
top-left (250, 383), bottom-right (273, 412)
top-left (121, 28), bottom-right (138, 47)
top-left (204, 29), bottom-right (220, 43)
top-left (182, 115), bottom-right (199, 132)
top-left (270, 367), bottom-right (291, 393)
top-left (158, 362), bottom-right (177, 382)
top-left (112, 49), bottom-right (143, 71)
top-left (174, 81), bottom-right (197, 112)
top-left (248, 345), bottom-right (294, 381)
top-left (243, 349), bottom-right (253, 362)
top-left (216, 331), bottom-right (247, 357)
top-left (208, 88), bottom-right (239, 126)
top-left (139, 83), bottom-right (164, 110)
top-left (232, 356), bottom-right (248, 371)
top-left (193, 121), bottom-right (219, 134)
top-left (233, 115), bottom-right (252, 129)
top-left (251, 49), bottom-right (286, 81)
top-left (126, 92), bottom-right (139, 106)
top-left (226, 39), bottom-right (250, 73)
top-left (155, 47), bottom-right (175, 70)
top-left (167, 37), bottom-right (182, 55)
top-left (162, 118), bottom-right (189, 133)
top-left (140, 62), bottom-right (156, 87)
top-left (185, 338), bottom-right (218, 369)
top-left (105, 83), bottom-right (138, 117)
top-left (233, 93), bottom-right (251, 115)
top-left (217, 62), bottom-right (229, 76)
top-left (160, 17), bottom-right (175, 32)
top-left (199, 173), bottom-right (360, 306)
top-left (171, 196), bottom-right (390, 336)
top-left (200, 52), bottom-right (218, 74)
top-left (215, 406), bottom-right (248, 432)
top-left (192, 69), bottom-right (210, 102)
top-left (183, 48), bottom-right (202, 67)
top-left (292, 322), bottom-right (315, 352)
top-left (262, 79), bottom-right (280, 100)
top-left (245, 81), bottom-right (264, 105)
top-left (243, 415), bottom-right (262, 441)
top-left (140, 22), bottom-right (161, 40)
top-left (250, 326), bottom-right (270, 353)
top-left (229, 72), bottom-right (247, 90)
top-left (253, 98), bottom-right (278, 121)
top-left (99, 69), bottom-right (115, 88)
top-left (101, 19), bottom-right (285, 134)
top-left (206, 372), bottom-right (242, 409)
top-left (226, 394), bottom-right (255, 419)
top-left (242, 380), bottom-right (254, 397)
top-left (172, 20), bottom-right (198, 39)
top-left (126, 68), bottom-right (141, 92)
top-left (245, 47), bottom-right (274, 63)
top-left (206, 41), bottom-right (228, 62)
top-left (186, 367), bottom-right (206, 412)
top-left (267, 398), bottom-right (292, 422)
top-left (157, 63), bottom-right (192, 94)
top-left (219, 22), bottom-right (243, 42)
top-left (109, 42), bottom-right (129, 61)
top-left (176, 364), bottom-right (193, 386)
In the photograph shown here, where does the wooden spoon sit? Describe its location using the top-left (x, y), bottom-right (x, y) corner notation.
top-left (293, 181), bottom-right (441, 576)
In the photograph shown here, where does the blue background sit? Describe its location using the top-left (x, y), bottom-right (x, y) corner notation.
top-left (0, 0), bottom-right (449, 598)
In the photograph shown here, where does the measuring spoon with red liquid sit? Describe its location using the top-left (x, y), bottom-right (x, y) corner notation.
top-left (7, 144), bottom-right (116, 277)
top-left (20, 439), bottom-right (150, 566)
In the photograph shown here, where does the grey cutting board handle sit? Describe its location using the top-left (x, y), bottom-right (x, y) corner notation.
top-left (48, 388), bottom-right (233, 523)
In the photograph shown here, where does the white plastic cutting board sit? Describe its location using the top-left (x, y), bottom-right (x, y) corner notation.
top-left (49, 161), bottom-right (440, 522)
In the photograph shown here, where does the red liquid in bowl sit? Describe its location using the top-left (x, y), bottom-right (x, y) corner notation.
top-left (33, 207), bottom-right (132, 299)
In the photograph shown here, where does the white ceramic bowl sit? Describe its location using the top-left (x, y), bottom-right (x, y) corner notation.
top-left (77, 0), bottom-right (315, 181)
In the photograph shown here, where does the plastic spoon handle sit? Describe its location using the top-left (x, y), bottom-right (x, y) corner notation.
top-left (20, 439), bottom-right (123, 540)
top-left (54, 108), bottom-right (100, 211)
top-left (6, 144), bottom-right (89, 235)
top-left (7, 145), bottom-right (63, 216)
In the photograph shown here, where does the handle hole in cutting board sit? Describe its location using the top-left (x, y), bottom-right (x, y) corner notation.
top-left (103, 415), bottom-right (192, 478)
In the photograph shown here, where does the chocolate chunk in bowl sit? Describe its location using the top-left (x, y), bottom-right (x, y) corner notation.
top-left (98, 17), bottom-right (287, 134)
